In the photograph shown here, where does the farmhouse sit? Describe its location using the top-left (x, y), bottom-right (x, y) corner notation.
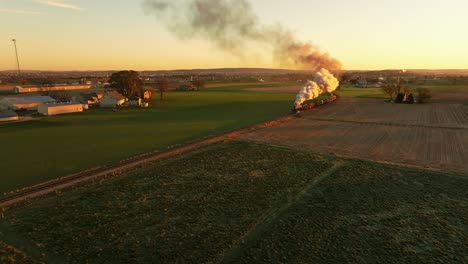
top-left (13, 84), bottom-right (92, 94)
top-left (38, 103), bottom-right (84, 116)
top-left (0, 110), bottom-right (19, 122)
top-left (0, 96), bottom-right (56, 111)
top-left (74, 92), bottom-right (103, 105)
top-left (100, 91), bottom-right (126, 107)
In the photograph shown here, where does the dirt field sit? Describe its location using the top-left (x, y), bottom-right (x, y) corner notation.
top-left (431, 86), bottom-right (468, 104)
top-left (241, 98), bottom-right (468, 173)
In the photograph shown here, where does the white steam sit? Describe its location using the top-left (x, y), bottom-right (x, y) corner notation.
top-left (294, 68), bottom-right (339, 109)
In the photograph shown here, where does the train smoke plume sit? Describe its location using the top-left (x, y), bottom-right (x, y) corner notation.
top-left (142, 0), bottom-right (342, 72)
top-left (294, 68), bottom-right (339, 109)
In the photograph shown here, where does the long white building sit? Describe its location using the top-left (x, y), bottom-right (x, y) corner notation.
top-left (13, 84), bottom-right (92, 94)
top-left (38, 103), bottom-right (84, 116)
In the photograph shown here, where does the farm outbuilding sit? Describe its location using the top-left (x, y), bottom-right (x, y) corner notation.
top-left (126, 96), bottom-right (142, 106)
top-left (38, 103), bottom-right (84, 116)
top-left (100, 91), bottom-right (126, 108)
top-left (13, 84), bottom-right (92, 94)
top-left (0, 110), bottom-right (19, 122)
top-left (0, 96), bottom-right (56, 111)
top-left (74, 92), bottom-right (103, 106)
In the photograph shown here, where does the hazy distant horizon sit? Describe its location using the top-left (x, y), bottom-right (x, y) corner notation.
top-left (2, 68), bottom-right (468, 73)
top-left (1, 0), bottom-right (468, 71)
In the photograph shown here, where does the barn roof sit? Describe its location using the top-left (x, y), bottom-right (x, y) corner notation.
top-left (1, 96), bottom-right (56, 104)
top-left (106, 91), bottom-right (126, 101)
top-left (0, 110), bottom-right (18, 118)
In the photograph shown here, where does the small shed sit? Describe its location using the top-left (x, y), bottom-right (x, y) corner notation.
top-left (0, 110), bottom-right (19, 122)
top-left (38, 103), bottom-right (84, 116)
top-left (100, 91), bottom-right (126, 108)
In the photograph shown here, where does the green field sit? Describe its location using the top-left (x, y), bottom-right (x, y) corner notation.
top-left (0, 84), bottom-right (297, 194)
top-left (1, 141), bottom-right (466, 263)
top-left (336, 84), bottom-right (385, 99)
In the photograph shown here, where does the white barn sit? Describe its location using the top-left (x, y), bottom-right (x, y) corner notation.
top-left (38, 103), bottom-right (84, 116)
top-left (100, 91), bottom-right (126, 108)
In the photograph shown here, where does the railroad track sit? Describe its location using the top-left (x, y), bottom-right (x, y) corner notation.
top-left (0, 97), bottom-right (340, 208)
top-left (0, 116), bottom-right (291, 208)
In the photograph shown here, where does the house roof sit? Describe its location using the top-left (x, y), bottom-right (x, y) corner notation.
top-left (106, 91), bottom-right (126, 101)
top-left (0, 110), bottom-right (18, 118)
top-left (1, 96), bottom-right (56, 104)
top-left (80, 92), bottom-right (99, 101)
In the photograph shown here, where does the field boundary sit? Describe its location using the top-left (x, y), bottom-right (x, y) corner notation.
top-left (0, 116), bottom-right (295, 208)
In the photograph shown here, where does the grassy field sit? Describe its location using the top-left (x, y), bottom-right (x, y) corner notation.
top-left (0, 141), bottom-right (466, 263)
top-left (336, 84), bottom-right (385, 99)
top-left (0, 84), bottom-right (295, 194)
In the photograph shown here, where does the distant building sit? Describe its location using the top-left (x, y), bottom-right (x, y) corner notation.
top-left (13, 84), bottom-right (92, 94)
top-left (177, 84), bottom-right (196, 91)
top-left (0, 96), bottom-right (56, 111)
top-left (74, 92), bottom-right (102, 106)
top-left (356, 79), bottom-right (368, 88)
top-left (100, 91), bottom-right (126, 108)
top-left (38, 103), bottom-right (84, 116)
top-left (0, 110), bottom-right (19, 122)
top-left (143, 90), bottom-right (152, 100)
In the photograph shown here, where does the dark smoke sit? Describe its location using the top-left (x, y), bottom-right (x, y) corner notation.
top-left (143, 0), bottom-right (341, 72)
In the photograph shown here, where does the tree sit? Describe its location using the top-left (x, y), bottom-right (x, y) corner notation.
top-left (381, 84), bottom-right (397, 101)
top-left (191, 78), bottom-right (205, 91)
top-left (157, 78), bottom-right (169, 100)
top-left (418, 88), bottom-right (432, 104)
top-left (109, 71), bottom-right (144, 97)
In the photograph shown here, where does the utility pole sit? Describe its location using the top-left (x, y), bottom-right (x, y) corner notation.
top-left (12, 39), bottom-right (21, 82)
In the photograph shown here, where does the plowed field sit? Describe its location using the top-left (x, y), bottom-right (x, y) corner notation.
top-left (241, 98), bottom-right (468, 173)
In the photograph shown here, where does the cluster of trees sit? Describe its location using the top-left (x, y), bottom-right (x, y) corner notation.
top-left (102, 71), bottom-right (208, 103)
top-left (381, 83), bottom-right (431, 104)
top-left (109, 71), bottom-right (145, 98)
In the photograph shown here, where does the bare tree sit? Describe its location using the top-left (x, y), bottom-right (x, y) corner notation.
top-left (418, 88), bottom-right (432, 104)
top-left (191, 78), bottom-right (205, 91)
top-left (157, 78), bottom-right (169, 100)
top-left (381, 84), bottom-right (397, 101)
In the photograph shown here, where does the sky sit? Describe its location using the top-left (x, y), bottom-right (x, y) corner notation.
top-left (1, 0), bottom-right (468, 71)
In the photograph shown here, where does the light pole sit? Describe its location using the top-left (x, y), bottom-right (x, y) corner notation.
top-left (12, 39), bottom-right (21, 81)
